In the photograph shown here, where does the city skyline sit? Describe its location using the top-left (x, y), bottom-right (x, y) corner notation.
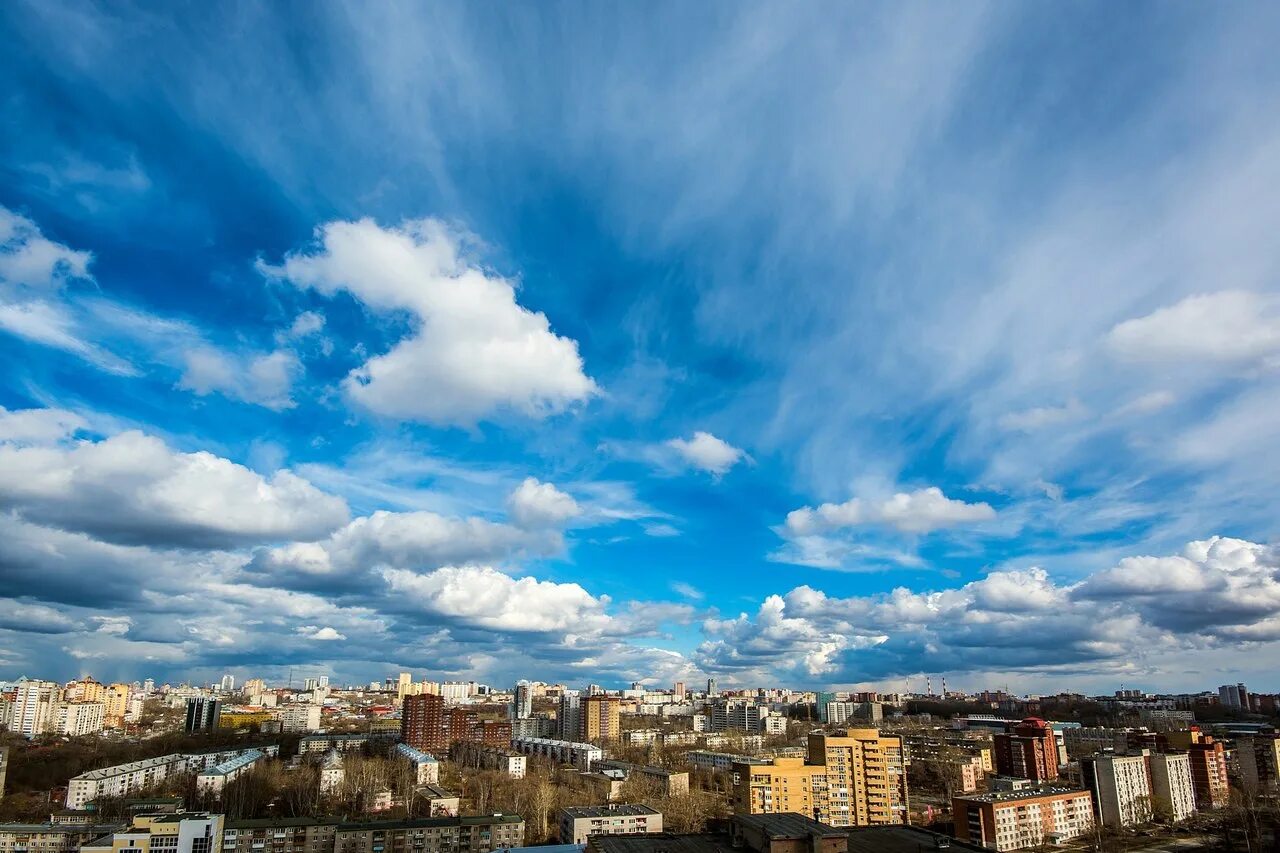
top-left (3, 4), bottom-right (1280, 693)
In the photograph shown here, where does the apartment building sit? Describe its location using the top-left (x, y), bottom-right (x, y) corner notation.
top-left (512, 737), bottom-right (602, 770)
top-left (80, 813), bottom-right (224, 853)
top-left (277, 704), bottom-right (322, 733)
top-left (1165, 729), bottom-right (1229, 810)
top-left (0, 746), bottom-right (7, 801)
top-left (583, 696), bottom-right (621, 743)
top-left (731, 730), bottom-right (908, 827)
top-left (449, 743), bottom-right (526, 778)
top-left (1079, 752), bottom-right (1152, 828)
top-left (333, 816), bottom-right (523, 853)
top-left (196, 750), bottom-right (267, 795)
top-left (56, 701), bottom-right (106, 737)
top-left (104, 685), bottom-right (132, 727)
top-left (395, 743), bottom-right (441, 785)
top-left (953, 787), bottom-right (1094, 851)
top-left (994, 718), bottom-right (1059, 782)
top-left (593, 760), bottom-right (689, 796)
top-left (1237, 734), bottom-right (1280, 794)
top-left (66, 748), bottom-right (279, 809)
top-left (1148, 752), bottom-right (1195, 822)
top-left (687, 752), bottom-right (766, 774)
top-left (11, 681), bottom-right (59, 737)
top-left (185, 698), bottom-right (221, 733)
top-left (559, 692), bottom-right (583, 741)
top-left (300, 733), bottom-right (397, 755)
top-left (558, 805), bottom-right (662, 844)
top-left (0, 822), bottom-right (125, 853)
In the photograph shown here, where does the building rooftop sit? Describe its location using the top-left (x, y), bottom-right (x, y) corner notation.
top-left (846, 826), bottom-right (989, 853)
top-left (418, 784), bottom-right (458, 799)
top-left (731, 813), bottom-right (843, 839)
top-left (200, 749), bottom-right (264, 778)
top-left (956, 785), bottom-right (1090, 804)
top-left (0, 824), bottom-right (124, 833)
top-left (395, 743), bottom-right (439, 762)
top-left (335, 815), bottom-right (523, 831)
top-left (561, 805), bottom-right (660, 819)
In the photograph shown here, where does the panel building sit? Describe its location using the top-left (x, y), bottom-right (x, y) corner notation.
top-left (558, 805), bottom-right (662, 845)
top-left (185, 698), bottom-right (222, 733)
top-left (953, 787), bottom-right (1094, 851)
top-left (731, 730), bottom-right (908, 827)
top-left (1079, 752), bottom-right (1152, 828)
top-left (993, 718), bottom-right (1059, 782)
top-left (1148, 752), bottom-right (1195, 822)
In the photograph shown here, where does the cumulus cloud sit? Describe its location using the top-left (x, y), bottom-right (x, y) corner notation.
top-left (785, 486), bottom-right (995, 536)
top-left (0, 599), bottom-right (79, 634)
top-left (0, 206), bottom-right (91, 288)
top-left (507, 477), bottom-right (581, 528)
top-left (0, 405), bottom-right (87, 443)
top-left (0, 422), bottom-right (349, 547)
top-left (249, 508), bottom-right (561, 590)
top-left (383, 565), bottom-right (612, 633)
top-left (297, 625), bottom-right (347, 641)
top-left (665, 431), bottom-right (746, 475)
top-left (1108, 291), bottom-right (1280, 366)
top-left (178, 346), bottom-right (302, 410)
top-left (259, 217), bottom-right (597, 425)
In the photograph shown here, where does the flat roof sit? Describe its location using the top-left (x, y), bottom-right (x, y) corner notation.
top-left (846, 826), bottom-right (989, 853)
top-left (732, 813), bottom-right (843, 839)
top-left (335, 815), bottom-right (523, 831)
top-left (957, 786), bottom-right (1090, 804)
top-left (0, 824), bottom-right (124, 832)
top-left (560, 805), bottom-right (660, 819)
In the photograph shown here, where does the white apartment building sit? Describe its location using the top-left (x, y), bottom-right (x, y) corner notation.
top-left (66, 754), bottom-right (189, 809)
top-left (955, 787), bottom-right (1094, 851)
top-left (395, 743), bottom-right (441, 785)
top-left (685, 751), bottom-right (768, 774)
top-left (277, 704), bottom-right (322, 733)
top-left (513, 737), bottom-right (602, 771)
top-left (319, 750), bottom-right (345, 795)
top-left (11, 681), bottom-right (59, 737)
top-left (1149, 752), bottom-right (1195, 822)
top-left (196, 749), bottom-right (266, 795)
top-left (56, 701), bottom-right (106, 737)
top-left (557, 805), bottom-right (662, 844)
top-left (1082, 752), bottom-right (1153, 828)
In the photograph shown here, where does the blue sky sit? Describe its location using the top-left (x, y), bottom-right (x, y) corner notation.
top-left (2, 2), bottom-right (1280, 693)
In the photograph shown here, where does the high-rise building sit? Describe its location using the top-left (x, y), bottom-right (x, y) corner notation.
top-left (11, 681), bottom-right (59, 737)
top-left (403, 693), bottom-right (447, 751)
top-left (1165, 728), bottom-right (1229, 810)
top-left (994, 718), bottom-right (1059, 782)
top-left (1080, 752), bottom-right (1152, 828)
top-left (185, 697), bottom-right (222, 733)
top-left (103, 683), bottom-right (131, 727)
top-left (582, 696), bottom-right (621, 743)
top-left (1218, 683), bottom-right (1249, 710)
top-left (512, 683), bottom-right (533, 720)
top-left (673, 682), bottom-right (686, 702)
top-left (707, 678), bottom-right (718, 697)
top-left (558, 691), bottom-right (583, 741)
top-left (318, 676), bottom-right (329, 689)
top-left (56, 701), bottom-right (107, 737)
top-left (1148, 752), bottom-right (1195, 822)
top-left (732, 730), bottom-right (908, 827)
top-left (1237, 734), bottom-right (1280, 794)
top-left (220, 674), bottom-right (236, 693)
top-left (397, 673), bottom-right (414, 702)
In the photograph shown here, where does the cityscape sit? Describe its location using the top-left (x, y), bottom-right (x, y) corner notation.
top-left (3, 3), bottom-right (1280, 853)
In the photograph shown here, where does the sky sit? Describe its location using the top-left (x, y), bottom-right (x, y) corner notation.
top-left (1, 2), bottom-right (1279, 695)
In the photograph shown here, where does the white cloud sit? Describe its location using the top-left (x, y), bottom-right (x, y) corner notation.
top-left (297, 625), bottom-right (347, 641)
top-left (507, 477), bottom-right (581, 528)
top-left (178, 345), bottom-right (301, 410)
top-left (260, 217), bottom-right (597, 425)
top-left (785, 486), bottom-right (995, 536)
top-left (0, 599), bottom-right (78, 634)
top-left (0, 424), bottom-right (349, 547)
top-left (665, 431), bottom-right (746, 475)
top-left (998, 399), bottom-right (1087, 432)
top-left (383, 565), bottom-right (611, 633)
top-left (670, 581), bottom-right (704, 601)
top-left (0, 206), bottom-right (92, 288)
top-left (1109, 291), bottom-right (1280, 366)
top-left (250, 508), bottom-right (561, 588)
top-left (0, 406), bottom-right (87, 443)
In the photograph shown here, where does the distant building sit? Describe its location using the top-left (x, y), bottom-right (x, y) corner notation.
top-left (1218, 683), bottom-right (1249, 710)
top-left (320, 751), bottom-right (345, 795)
top-left (557, 805), bottom-right (662, 844)
top-left (582, 696), bottom-right (620, 743)
top-left (559, 691), bottom-right (583, 741)
top-left (278, 704), bottom-right (322, 733)
top-left (686, 751), bottom-right (766, 774)
top-left (11, 681), bottom-right (59, 737)
top-left (513, 737), bottom-right (602, 771)
top-left (185, 697), bottom-right (221, 733)
top-left (593, 760), bottom-right (689, 796)
top-left (55, 701), bottom-right (106, 737)
top-left (993, 718), bottom-right (1058, 782)
top-left (450, 743), bottom-right (526, 778)
top-left (953, 787), bottom-right (1094, 851)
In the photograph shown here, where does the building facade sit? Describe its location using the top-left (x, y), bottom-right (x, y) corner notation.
top-left (185, 698), bottom-right (221, 733)
top-left (1148, 752), bottom-right (1195, 822)
top-left (994, 718), bottom-right (1059, 782)
top-left (582, 696), bottom-right (621, 743)
top-left (558, 805), bottom-right (662, 845)
top-left (1080, 753), bottom-right (1152, 828)
top-left (953, 788), bottom-right (1094, 851)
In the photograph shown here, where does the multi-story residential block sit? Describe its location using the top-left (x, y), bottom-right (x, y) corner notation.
top-left (1080, 752), bottom-right (1152, 828)
top-left (224, 816), bottom-right (522, 853)
top-left (1148, 752), bottom-right (1195, 822)
top-left (301, 733), bottom-right (397, 755)
top-left (414, 785), bottom-right (460, 818)
top-left (1165, 729), bottom-right (1229, 810)
top-left (687, 752), bottom-right (767, 774)
top-left (583, 696), bottom-right (621, 743)
top-left (732, 730), bottom-right (908, 827)
top-left (953, 787), bottom-right (1094, 851)
top-left (512, 737), bottom-right (602, 770)
top-left (994, 718), bottom-right (1059, 782)
top-left (557, 805), bottom-right (662, 844)
top-left (66, 748), bottom-right (279, 809)
top-left (0, 822), bottom-right (126, 853)
top-left (222, 817), bottom-right (337, 853)
top-left (80, 813), bottom-right (224, 853)
top-left (395, 744), bottom-right (441, 785)
top-left (0, 746), bottom-right (8, 801)
top-left (709, 700), bottom-right (787, 735)
top-left (559, 691), bottom-right (583, 741)
top-left (277, 704), bottom-right (322, 733)
top-left (11, 681), bottom-right (59, 737)
top-left (320, 751), bottom-right (345, 795)
top-left (593, 760), bottom-right (689, 796)
top-left (510, 715), bottom-right (556, 740)
top-left (196, 750), bottom-right (267, 795)
top-left (402, 694), bottom-right (447, 751)
top-left (185, 698), bottom-right (221, 733)
top-left (103, 684), bottom-right (132, 727)
top-left (449, 743), bottom-right (527, 778)
top-left (1062, 727), bottom-right (1131, 760)
top-left (55, 701), bottom-right (106, 737)
top-left (1237, 734), bottom-right (1280, 794)
top-left (823, 702), bottom-right (883, 726)
top-left (511, 683), bottom-right (533, 720)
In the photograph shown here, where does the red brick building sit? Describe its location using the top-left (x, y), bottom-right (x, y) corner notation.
top-left (994, 717), bottom-right (1059, 782)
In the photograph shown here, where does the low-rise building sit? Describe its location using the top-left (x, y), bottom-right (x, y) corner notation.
top-left (593, 760), bottom-right (689, 796)
top-left (0, 822), bottom-right (124, 853)
top-left (450, 743), bottom-right (527, 778)
top-left (513, 737), bottom-right (602, 770)
top-left (196, 750), bottom-right (267, 795)
top-left (415, 784), bottom-right (460, 817)
top-left (953, 787), bottom-right (1094, 851)
top-left (395, 743), bottom-right (441, 785)
top-left (558, 805), bottom-right (662, 844)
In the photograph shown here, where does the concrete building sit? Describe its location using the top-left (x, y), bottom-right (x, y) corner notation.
top-left (1218, 683), bottom-right (1249, 710)
top-left (559, 691), bottom-right (583, 741)
top-left (80, 813), bottom-right (224, 853)
top-left (103, 684), bottom-right (131, 727)
top-left (449, 743), bottom-right (526, 778)
top-left (0, 821), bottom-right (125, 853)
top-left (185, 697), bottom-right (221, 733)
top-left (395, 743), bottom-right (441, 785)
top-left (1165, 729), bottom-right (1229, 810)
top-left (415, 785), bottom-right (460, 818)
top-left (687, 751), bottom-right (767, 774)
top-left (558, 805), bottom-right (662, 844)
top-left (583, 696), bottom-right (621, 743)
top-left (513, 737), bottom-right (602, 770)
top-left (710, 700), bottom-right (787, 735)
top-left (11, 681), bottom-right (59, 737)
top-left (320, 751), bottom-right (345, 795)
top-left (1080, 752), bottom-right (1152, 828)
top-left (994, 718), bottom-right (1059, 782)
top-left (1148, 752), bottom-right (1195, 822)
top-left (594, 760), bottom-right (689, 796)
top-left (300, 733), bottom-right (397, 755)
top-left (1237, 734), bottom-right (1280, 794)
top-left (196, 750), bottom-right (267, 795)
top-left (953, 787), bottom-right (1094, 851)
top-left (66, 754), bottom-right (189, 810)
top-left (732, 730), bottom-right (908, 827)
top-left (512, 683), bottom-right (533, 720)
top-left (55, 701), bottom-right (106, 737)
top-left (333, 816), bottom-right (523, 853)
top-left (278, 704), bottom-right (322, 733)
